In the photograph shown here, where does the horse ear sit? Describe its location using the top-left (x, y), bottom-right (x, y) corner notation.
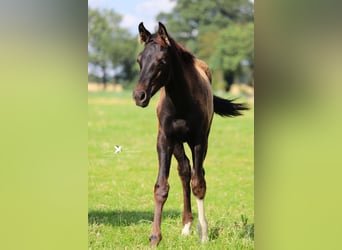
top-left (138, 22), bottom-right (151, 44)
top-left (158, 22), bottom-right (171, 47)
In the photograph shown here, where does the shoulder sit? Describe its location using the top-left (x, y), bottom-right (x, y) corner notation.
top-left (194, 59), bottom-right (212, 83)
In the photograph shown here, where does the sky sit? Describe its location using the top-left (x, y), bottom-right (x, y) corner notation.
top-left (88, 0), bottom-right (176, 35)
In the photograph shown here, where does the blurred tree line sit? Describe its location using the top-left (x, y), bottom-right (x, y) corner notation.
top-left (88, 0), bottom-right (254, 90)
top-left (88, 7), bottom-right (138, 86)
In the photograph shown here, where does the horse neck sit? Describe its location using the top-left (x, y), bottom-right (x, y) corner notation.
top-left (165, 55), bottom-right (193, 112)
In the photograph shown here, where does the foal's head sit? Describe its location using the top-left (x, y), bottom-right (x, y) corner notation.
top-left (133, 22), bottom-right (172, 107)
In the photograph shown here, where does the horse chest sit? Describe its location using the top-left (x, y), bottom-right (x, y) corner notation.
top-left (160, 116), bottom-right (207, 143)
top-left (171, 118), bottom-right (189, 136)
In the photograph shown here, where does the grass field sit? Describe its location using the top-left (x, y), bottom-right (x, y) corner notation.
top-left (88, 90), bottom-right (254, 249)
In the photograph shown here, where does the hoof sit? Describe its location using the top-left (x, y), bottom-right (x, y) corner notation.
top-left (198, 221), bottom-right (208, 243)
top-left (149, 234), bottom-right (162, 247)
top-left (181, 222), bottom-right (192, 236)
top-left (200, 235), bottom-right (209, 243)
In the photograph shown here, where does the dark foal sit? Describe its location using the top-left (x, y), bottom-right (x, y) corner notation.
top-left (133, 22), bottom-right (248, 246)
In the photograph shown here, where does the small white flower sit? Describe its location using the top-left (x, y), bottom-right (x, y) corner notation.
top-left (114, 145), bottom-right (122, 154)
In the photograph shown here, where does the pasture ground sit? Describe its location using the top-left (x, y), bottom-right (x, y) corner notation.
top-left (88, 90), bottom-right (254, 249)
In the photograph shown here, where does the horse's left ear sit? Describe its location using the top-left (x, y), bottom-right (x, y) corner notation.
top-left (158, 22), bottom-right (171, 47)
top-left (139, 22), bottom-right (151, 44)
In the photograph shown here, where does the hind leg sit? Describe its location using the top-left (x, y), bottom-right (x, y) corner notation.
top-left (173, 143), bottom-right (193, 236)
top-left (191, 141), bottom-right (209, 243)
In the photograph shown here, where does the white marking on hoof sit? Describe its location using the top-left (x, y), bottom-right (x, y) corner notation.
top-left (182, 222), bottom-right (192, 236)
top-left (198, 221), bottom-right (209, 242)
top-left (196, 198), bottom-right (208, 243)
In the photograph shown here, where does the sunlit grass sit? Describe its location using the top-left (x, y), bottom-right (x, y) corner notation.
top-left (88, 90), bottom-right (254, 249)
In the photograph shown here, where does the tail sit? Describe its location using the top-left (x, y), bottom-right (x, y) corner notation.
top-left (213, 95), bottom-right (249, 117)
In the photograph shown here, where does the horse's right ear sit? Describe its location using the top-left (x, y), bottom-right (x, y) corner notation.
top-left (138, 22), bottom-right (151, 44)
top-left (158, 22), bottom-right (171, 47)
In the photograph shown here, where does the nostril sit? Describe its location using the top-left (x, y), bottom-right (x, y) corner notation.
top-left (139, 91), bottom-right (146, 102)
top-left (133, 89), bottom-right (148, 106)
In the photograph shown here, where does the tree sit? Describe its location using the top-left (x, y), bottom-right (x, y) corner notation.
top-left (210, 22), bottom-right (254, 89)
top-left (88, 7), bottom-right (113, 85)
top-left (111, 37), bottom-right (139, 83)
top-left (158, 0), bottom-right (253, 46)
top-left (88, 7), bottom-right (138, 86)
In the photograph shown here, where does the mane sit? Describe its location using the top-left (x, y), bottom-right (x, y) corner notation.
top-left (168, 37), bottom-right (212, 84)
top-left (169, 37), bottom-right (195, 64)
top-left (149, 33), bottom-right (195, 65)
top-left (149, 33), bottom-right (202, 85)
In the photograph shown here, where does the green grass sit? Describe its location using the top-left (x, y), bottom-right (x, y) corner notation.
top-left (88, 90), bottom-right (254, 249)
